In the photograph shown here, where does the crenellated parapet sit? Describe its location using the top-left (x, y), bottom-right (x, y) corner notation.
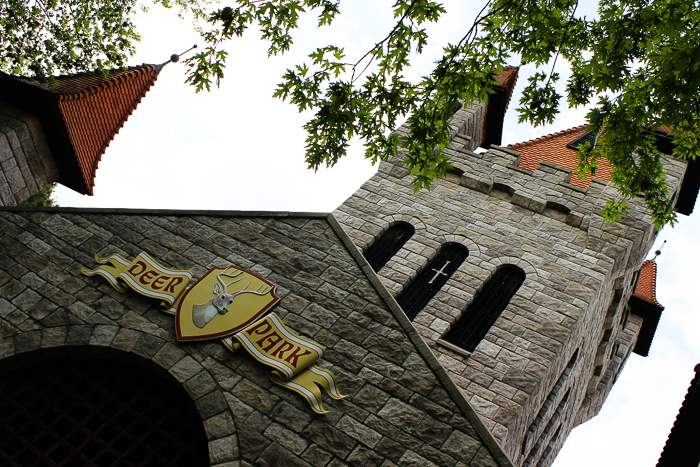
top-left (334, 103), bottom-right (691, 466)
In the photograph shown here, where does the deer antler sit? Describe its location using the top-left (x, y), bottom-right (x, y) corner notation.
top-left (231, 282), bottom-right (272, 298)
top-left (217, 268), bottom-right (243, 293)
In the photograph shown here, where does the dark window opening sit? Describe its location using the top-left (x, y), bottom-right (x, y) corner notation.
top-left (620, 305), bottom-right (631, 330)
top-left (396, 244), bottom-right (469, 321)
top-left (364, 222), bottom-right (415, 272)
top-left (0, 357), bottom-right (210, 467)
top-left (566, 131), bottom-right (597, 150)
top-left (442, 265), bottom-right (525, 352)
top-left (631, 270), bottom-right (641, 294)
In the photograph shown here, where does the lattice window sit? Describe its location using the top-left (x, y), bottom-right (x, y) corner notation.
top-left (396, 244), bottom-right (469, 321)
top-left (442, 265), bottom-right (525, 352)
top-left (364, 222), bottom-right (415, 272)
top-left (0, 358), bottom-right (209, 467)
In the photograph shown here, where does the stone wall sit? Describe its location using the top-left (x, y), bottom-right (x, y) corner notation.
top-left (333, 108), bottom-right (688, 466)
top-left (0, 102), bottom-right (59, 206)
top-left (0, 208), bottom-right (514, 467)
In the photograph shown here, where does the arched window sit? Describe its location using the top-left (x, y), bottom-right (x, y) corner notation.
top-left (443, 265), bottom-right (525, 352)
top-left (364, 222), bottom-right (415, 272)
top-left (396, 244), bottom-right (469, 321)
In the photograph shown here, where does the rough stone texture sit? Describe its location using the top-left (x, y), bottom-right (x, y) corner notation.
top-left (333, 102), bottom-right (687, 466)
top-left (0, 103), bottom-right (59, 206)
top-left (0, 209), bottom-right (509, 467)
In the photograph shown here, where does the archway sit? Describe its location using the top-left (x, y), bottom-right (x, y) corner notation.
top-left (0, 349), bottom-right (210, 467)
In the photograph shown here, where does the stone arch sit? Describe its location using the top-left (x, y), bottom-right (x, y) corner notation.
top-left (376, 214), bottom-right (427, 238)
top-left (435, 234), bottom-right (482, 266)
top-left (485, 255), bottom-right (538, 280)
top-left (0, 325), bottom-right (238, 466)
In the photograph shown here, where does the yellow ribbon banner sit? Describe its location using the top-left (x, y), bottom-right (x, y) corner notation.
top-left (222, 313), bottom-right (345, 414)
top-left (81, 252), bottom-right (193, 307)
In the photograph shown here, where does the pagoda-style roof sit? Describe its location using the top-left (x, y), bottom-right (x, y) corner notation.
top-left (481, 66), bottom-right (519, 149)
top-left (632, 260), bottom-right (664, 308)
top-left (0, 64), bottom-right (161, 195)
top-left (657, 364), bottom-right (700, 467)
top-left (629, 260), bottom-right (665, 357)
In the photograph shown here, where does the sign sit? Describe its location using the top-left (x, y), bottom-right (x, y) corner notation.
top-left (82, 252), bottom-right (343, 414)
top-left (81, 252), bottom-right (192, 306)
top-left (174, 266), bottom-right (279, 342)
top-left (223, 313), bottom-right (344, 414)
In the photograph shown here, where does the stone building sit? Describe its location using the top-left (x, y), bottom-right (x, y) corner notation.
top-left (1, 65), bottom-right (698, 467)
top-left (333, 74), bottom-right (699, 465)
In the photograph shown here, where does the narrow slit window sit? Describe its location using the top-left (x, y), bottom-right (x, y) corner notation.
top-left (364, 222), bottom-right (415, 272)
top-left (396, 244), bottom-right (469, 321)
top-left (443, 265), bottom-right (525, 352)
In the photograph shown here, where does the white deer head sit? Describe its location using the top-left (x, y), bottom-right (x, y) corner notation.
top-left (192, 268), bottom-right (272, 328)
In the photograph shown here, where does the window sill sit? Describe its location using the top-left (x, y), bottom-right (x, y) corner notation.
top-left (436, 339), bottom-right (473, 358)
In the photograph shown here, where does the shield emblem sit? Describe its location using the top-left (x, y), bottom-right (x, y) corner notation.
top-left (176, 266), bottom-right (280, 342)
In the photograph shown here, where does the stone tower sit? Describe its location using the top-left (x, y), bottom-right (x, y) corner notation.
top-left (333, 73), bottom-right (698, 466)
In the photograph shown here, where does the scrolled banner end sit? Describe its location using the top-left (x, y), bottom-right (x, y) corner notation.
top-left (232, 313), bottom-right (343, 414)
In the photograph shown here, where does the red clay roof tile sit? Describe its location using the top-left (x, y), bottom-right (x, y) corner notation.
top-left (633, 260), bottom-right (664, 308)
top-left (14, 65), bottom-right (160, 195)
top-left (495, 66), bottom-right (519, 112)
top-left (657, 364), bottom-right (700, 467)
top-left (507, 124), bottom-right (614, 189)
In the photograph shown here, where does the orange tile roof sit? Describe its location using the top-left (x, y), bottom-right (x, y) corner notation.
top-left (13, 65), bottom-right (161, 195)
top-left (507, 125), bottom-right (614, 189)
top-left (633, 260), bottom-right (664, 308)
top-left (495, 66), bottom-right (519, 112)
top-left (657, 363), bottom-right (700, 467)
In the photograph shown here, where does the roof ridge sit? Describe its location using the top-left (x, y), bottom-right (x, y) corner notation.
top-left (8, 64), bottom-right (158, 98)
top-left (656, 364), bottom-right (700, 466)
top-left (54, 65), bottom-right (157, 102)
top-left (50, 64), bottom-right (156, 84)
top-left (507, 124), bottom-right (589, 149)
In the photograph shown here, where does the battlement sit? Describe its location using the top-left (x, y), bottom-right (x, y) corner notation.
top-left (333, 107), bottom-right (690, 466)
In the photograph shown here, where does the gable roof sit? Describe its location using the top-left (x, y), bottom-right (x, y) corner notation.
top-left (495, 66), bottom-right (519, 113)
top-left (482, 66), bottom-right (520, 149)
top-left (632, 260), bottom-right (663, 308)
top-left (657, 364), bottom-right (700, 467)
top-left (0, 205), bottom-right (516, 467)
top-left (0, 65), bottom-right (161, 195)
top-left (630, 260), bottom-right (664, 357)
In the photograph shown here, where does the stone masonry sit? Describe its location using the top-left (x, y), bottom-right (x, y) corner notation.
top-left (0, 208), bottom-right (517, 467)
top-left (0, 102), bottom-right (60, 206)
top-left (333, 102), bottom-right (690, 466)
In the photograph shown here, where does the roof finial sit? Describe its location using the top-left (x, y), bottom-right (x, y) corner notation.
top-left (170, 44), bottom-right (198, 63)
top-left (652, 240), bottom-right (666, 262)
top-left (156, 45), bottom-right (198, 73)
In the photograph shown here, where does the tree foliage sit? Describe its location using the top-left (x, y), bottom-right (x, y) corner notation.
top-left (189, 0), bottom-right (699, 227)
top-left (0, 0), bottom-right (211, 83)
top-left (19, 183), bottom-right (58, 208)
top-left (3, 0), bottom-right (699, 227)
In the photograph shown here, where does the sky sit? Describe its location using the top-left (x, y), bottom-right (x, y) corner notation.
top-left (52, 1), bottom-right (700, 465)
